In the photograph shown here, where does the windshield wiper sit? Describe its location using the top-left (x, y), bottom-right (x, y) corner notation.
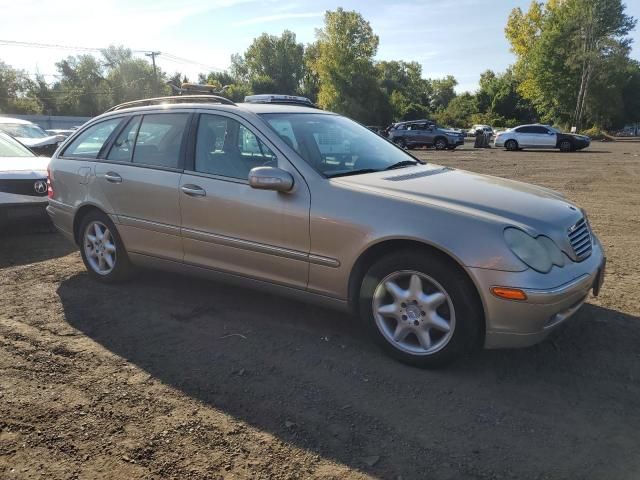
top-left (327, 168), bottom-right (381, 178)
top-left (384, 160), bottom-right (422, 171)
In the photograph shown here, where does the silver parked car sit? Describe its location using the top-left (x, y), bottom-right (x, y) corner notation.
top-left (47, 95), bottom-right (606, 367)
top-left (494, 124), bottom-right (591, 152)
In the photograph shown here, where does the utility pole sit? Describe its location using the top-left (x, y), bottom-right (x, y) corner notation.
top-left (145, 51), bottom-right (161, 96)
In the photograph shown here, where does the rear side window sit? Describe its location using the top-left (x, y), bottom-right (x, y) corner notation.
top-left (132, 113), bottom-right (189, 169)
top-left (107, 116), bottom-right (141, 162)
top-left (516, 126), bottom-right (534, 134)
top-left (63, 118), bottom-right (122, 158)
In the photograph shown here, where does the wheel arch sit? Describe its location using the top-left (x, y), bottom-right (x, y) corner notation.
top-left (347, 238), bottom-right (486, 341)
top-left (73, 203), bottom-right (110, 245)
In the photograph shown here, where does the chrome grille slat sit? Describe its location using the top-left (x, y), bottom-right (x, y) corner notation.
top-left (568, 216), bottom-right (592, 261)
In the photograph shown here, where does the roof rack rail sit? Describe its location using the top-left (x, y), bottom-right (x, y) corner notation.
top-left (244, 94), bottom-right (317, 107)
top-left (106, 95), bottom-right (236, 112)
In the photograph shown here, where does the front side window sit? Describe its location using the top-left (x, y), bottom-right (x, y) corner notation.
top-left (63, 118), bottom-right (122, 159)
top-left (194, 114), bottom-right (276, 179)
top-left (0, 132), bottom-right (33, 157)
top-left (131, 113), bottom-right (188, 169)
top-left (530, 126), bottom-right (550, 134)
top-left (260, 113), bottom-right (421, 177)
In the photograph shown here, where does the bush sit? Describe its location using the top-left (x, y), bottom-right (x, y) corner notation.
top-left (581, 126), bottom-right (605, 139)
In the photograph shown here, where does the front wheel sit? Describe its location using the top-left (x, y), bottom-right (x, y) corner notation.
top-left (559, 139), bottom-right (573, 152)
top-left (434, 138), bottom-right (448, 150)
top-left (79, 211), bottom-right (132, 283)
top-left (359, 250), bottom-right (482, 368)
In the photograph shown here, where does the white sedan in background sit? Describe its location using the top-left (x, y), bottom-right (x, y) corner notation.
top-left (495, 124), bottom-right (590, 152)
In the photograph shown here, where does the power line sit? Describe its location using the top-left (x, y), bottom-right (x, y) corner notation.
top-left (0, 39), bottom-right (224, 72)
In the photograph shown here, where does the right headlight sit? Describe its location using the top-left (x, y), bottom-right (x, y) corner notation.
top-left (504, 227), bottom-right (565, 273)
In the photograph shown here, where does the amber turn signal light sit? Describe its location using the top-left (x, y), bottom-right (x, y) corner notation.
top-left (491, 287), bottom-right (528, 301)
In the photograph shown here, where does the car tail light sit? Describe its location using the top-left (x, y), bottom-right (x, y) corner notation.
top-left (47, 167), bottom-right (54, 198)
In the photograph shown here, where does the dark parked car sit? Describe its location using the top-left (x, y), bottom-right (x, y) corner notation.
top-left (387, 120), bottom-right (465, 150)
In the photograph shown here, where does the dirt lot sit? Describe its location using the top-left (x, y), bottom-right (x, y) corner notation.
top-left (1, 141), bottom-right (639, 480)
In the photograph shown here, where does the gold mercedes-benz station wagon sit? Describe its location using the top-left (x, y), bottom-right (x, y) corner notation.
top-left (47, 94), bottom-right (605, 367)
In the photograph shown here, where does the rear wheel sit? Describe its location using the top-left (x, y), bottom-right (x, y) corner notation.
top-left (559, 139), bottom-right (573, 152)
top-left (396, 138), bottom-right (407, 149)
top-left (359, 250), bottom-right (482, 368)
top-left (434, 138), bottom-right (448, 150)
top-left (505, 139), bottom-right (518, 151)
top-left (79, 211), bottom-right (132, 283)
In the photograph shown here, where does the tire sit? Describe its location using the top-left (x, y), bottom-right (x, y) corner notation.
top-left (434, 138), bottom-right (448, 150)
top-left (396, 138), bottom-right (407, 149)
top-left (358, 250), bottom-right (482, 368)
top-left (78, 210), bottom-right (133, 283)
top-left (559, 139), bottom-right (573, 152)
top-left (505, 139), bottom-right (518, 151)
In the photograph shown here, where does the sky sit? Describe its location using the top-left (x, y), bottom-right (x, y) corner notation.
top-left (1, 0), bottom-right (639, 93)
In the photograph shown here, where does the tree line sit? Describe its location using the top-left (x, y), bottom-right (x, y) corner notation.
top-left (1, 1), bottom-right (638, 132)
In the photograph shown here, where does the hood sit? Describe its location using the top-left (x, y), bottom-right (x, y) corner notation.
top-left (15, 135), bottom-right (62, 147)
top-left (440, 128), bottom-right (463, 135)
top-left (334, 164), bottom-right (582, 234)
top-left (0, 156), bottom-right (50, 178)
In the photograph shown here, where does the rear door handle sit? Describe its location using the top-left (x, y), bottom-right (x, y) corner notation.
top-left (104, 172), bottom-right (122, 183)
top-left (181, 184), bottom-right (206, 197)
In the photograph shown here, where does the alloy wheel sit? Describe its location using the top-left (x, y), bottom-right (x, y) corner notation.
top-left (372, 270), bottom-right (456, 355)
top-left (83, 221), bottom-right (116, 275)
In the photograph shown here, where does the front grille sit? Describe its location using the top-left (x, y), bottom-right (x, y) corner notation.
top-left (568, 217), bottom-right (592, 261)
top-left (0, 178), bottom-right (48, 197)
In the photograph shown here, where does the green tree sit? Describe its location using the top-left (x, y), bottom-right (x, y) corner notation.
top-left (435, 93), bottom-right (477, 128)
top-left (506, 0), bottom-right (636, 129)
top-left (233, 31), bottom-right (304, 95)
top-left (310, 8), bottom-right (387, 124)
top-left (0, 61), bottom-right (41, 114)
top-left (429, 75), bottom-right (458, 111)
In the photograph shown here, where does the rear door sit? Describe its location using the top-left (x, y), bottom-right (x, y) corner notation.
top-left (93, 112), bottom-right (189, 262)
top-left (514, 126), bottom-right (535, 147)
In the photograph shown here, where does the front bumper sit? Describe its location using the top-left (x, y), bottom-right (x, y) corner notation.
top-left (469, 237), bottom-right (605, 349)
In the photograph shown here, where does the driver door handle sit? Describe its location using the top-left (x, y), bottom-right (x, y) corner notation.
top-left (181, 184), bottom-right (206, 197)
top-left (104, 172), bottom-right (122, 183)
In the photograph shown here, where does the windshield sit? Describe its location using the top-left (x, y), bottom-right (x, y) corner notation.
top-left (0, 132), bottom-right (34, 157)
top-left (260, 113), bottom-right (421, 177)
top-left (0, 123), bottom-right (48, 139)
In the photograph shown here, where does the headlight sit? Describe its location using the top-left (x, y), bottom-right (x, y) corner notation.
top-left (504, 227), bottom-right (565, 273)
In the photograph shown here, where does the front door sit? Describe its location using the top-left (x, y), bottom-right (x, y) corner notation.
top-left (179, 111), bottom-right (310, 289)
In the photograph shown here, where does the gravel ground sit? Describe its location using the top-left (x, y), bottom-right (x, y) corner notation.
top-left (1, 141), bottom-right (639, 480)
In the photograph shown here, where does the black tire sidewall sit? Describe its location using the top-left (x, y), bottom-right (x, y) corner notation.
top-left (358, 250), bottom-right (482, 368)
top-left (506, 140), bottom-right (517, 151)
top-left (560, 140), bottom-right (572, 152)
top-left (435, 138), bottom-right (447, 150)
top-left (79, 211), bottom-right (132, 283)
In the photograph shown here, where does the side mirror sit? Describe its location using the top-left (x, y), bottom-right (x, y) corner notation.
top-left (248, 166), bottom-right (294, 192)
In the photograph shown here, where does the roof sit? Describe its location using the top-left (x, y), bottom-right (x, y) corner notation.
top-left (0, 116), bottom-right (33, 125)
